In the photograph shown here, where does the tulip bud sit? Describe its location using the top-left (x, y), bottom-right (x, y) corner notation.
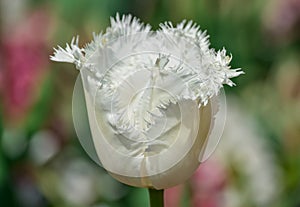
top-left (51, 13), bottom-right (243, 189)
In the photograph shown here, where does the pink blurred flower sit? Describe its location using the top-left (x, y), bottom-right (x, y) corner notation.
top-left (164, 159), bottom-right (227, 207)
top-left (164, 185), bottom-right (184, 207)
top-left (0, 50), bottom-right (3, 92)
top-left (190, 160), bottom-right (227, 207)
top-left (264, 0), bottom-right (300, 40)
top-left (1, 9), bottom-right (52, 120)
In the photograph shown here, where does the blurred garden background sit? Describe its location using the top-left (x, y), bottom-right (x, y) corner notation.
top-left (0, 0), bottom-right (300, 206)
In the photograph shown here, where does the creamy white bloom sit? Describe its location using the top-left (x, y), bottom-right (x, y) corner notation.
top-left (51, 14), bottom-right (243, 189)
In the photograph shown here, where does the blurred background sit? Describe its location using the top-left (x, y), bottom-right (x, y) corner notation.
top-left (0, 0), bottom-right (300, 206)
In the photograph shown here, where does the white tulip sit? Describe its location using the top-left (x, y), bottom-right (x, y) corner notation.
top-left (51, 14), bottom-right (243, 190)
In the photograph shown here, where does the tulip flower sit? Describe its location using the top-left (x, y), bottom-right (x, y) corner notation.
top-left (51, 14), bottom-right (243, 206)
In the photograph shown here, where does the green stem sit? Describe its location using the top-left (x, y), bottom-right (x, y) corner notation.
top-left (148, 188), bottom-right (164, 207)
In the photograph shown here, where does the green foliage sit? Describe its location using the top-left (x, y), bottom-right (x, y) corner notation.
top-left (24, 73), bottom-right (54, 137)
